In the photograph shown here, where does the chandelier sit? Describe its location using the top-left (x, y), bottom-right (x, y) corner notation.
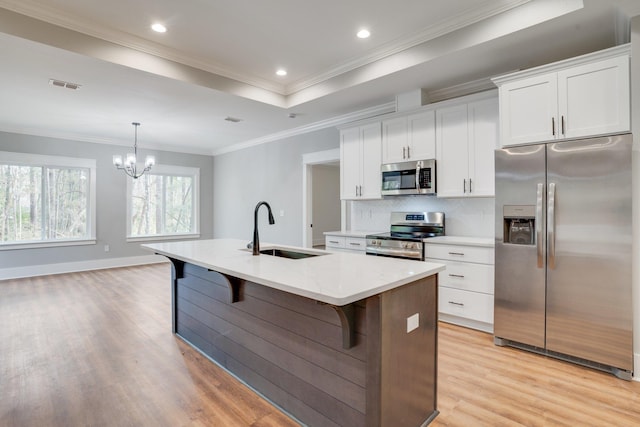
top-left (112, 122), bottom-right (155, 179)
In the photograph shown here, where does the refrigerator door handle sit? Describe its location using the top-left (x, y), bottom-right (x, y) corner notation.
top-left (536, 183), bottom-right (544, 268)
top-left (548, 182), bottom-right (556, 269)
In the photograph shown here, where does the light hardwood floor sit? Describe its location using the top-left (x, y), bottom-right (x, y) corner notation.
top-left (1, 263), bottom-right (639, 426)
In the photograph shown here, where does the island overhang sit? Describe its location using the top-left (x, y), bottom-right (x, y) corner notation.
top-left (143, 238), bottom-right (445, 306)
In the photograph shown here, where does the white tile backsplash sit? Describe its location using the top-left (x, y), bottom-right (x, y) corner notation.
top-left (350, 197), bottom-right (495, 238)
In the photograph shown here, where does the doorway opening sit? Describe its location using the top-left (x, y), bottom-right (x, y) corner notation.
top-left (302, 149), bottom-right (343, 248)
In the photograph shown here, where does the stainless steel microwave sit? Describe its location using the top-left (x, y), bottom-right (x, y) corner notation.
top-left (381, 159), bottom-right (436, 196)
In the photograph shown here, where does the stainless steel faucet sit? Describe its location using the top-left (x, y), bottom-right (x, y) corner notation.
top-left (253, 201), bottom-right (275, 255)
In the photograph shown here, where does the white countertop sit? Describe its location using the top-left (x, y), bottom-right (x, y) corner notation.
top-left (425, 236), bottom-right (494, 247)
top-left (143, 239), bottom-right (445, 306)
top-left (323, 230), bottom-right (383, 238)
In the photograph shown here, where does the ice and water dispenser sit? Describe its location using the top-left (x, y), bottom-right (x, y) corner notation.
top-left (503, 205), bottom-right (535, 245)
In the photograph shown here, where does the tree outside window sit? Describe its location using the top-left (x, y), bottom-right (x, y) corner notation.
top-left (0, 153), bottom-right (95, 248)
top-left (127, 165), bottom-right (199, 240)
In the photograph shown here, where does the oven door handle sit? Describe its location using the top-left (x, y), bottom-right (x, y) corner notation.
top-left (366, 246), bottom-right (423, 260)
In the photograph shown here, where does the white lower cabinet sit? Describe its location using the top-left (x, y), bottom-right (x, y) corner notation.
top-left (425, 240), bottom-right (494, 333)
top-left (324, 233), bottom-right (366, 254)
top-left (439, 287), bottom-right (494, 324)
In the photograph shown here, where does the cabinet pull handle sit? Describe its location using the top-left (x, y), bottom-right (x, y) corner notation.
top-left (548, 183), bottom-right (556, 269)
top-left (536, 183), bottom-right (544, 268)
top-left (329, 240), bottom-right (339, 244)
top-left (449, 274), bottom-right (465, 278)
top-left (448, 301), bottom-right (464, 307)
top-left (349, 242), bottom-right (361, 246)
top-left (402, 146), bottom-right (406, 159)
top-left (448, 252), bottom-right (465, 256)
top-left (463, 179), bottom-right (467, 193)
top-left (469, 178), bottom-right (472, 193)
top-left (359, 185), bottom-right (362, 196)
top-left (561, 115), bottom-right (565, 135)
top-left (552, 117), bottom-right (555, 136)
top-left (407, 146), bottom-right (411, 159)
top-left (355, 185), bottom-right (358, 197)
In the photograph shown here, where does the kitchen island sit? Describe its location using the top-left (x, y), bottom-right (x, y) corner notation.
top-left (143, 239), bottom-right (445, 427)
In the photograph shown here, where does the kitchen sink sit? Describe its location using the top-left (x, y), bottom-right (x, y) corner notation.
top-left (259, 248), bottom-right (324, 259)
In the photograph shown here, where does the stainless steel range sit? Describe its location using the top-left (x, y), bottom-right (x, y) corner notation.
top-left (366, 212), bottom-right (445, 260)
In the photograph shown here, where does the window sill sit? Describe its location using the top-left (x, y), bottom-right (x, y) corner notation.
top-left (0, 239), bottom-right (97, 251)
top-left (126, 234), bottom-right (201, 243)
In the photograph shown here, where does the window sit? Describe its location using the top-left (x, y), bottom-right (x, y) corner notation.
top-left (127, 165), bottom-right (199, 241)
top-left (0, 151), bottom-right (96, 249)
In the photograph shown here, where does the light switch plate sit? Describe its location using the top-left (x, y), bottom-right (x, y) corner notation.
top-left (407, 313), bottom-right (419, 333)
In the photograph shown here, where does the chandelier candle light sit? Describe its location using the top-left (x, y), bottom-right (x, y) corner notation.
top-left (112, 122), bottom-right (155, 179)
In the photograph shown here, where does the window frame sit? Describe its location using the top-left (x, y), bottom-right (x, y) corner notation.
top-left (125, 164), bottom-right (200, 242)
top-left (0, 151), bottom-right (97, 250)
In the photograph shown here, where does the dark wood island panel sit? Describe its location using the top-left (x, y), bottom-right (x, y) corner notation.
top-left (168, 260), bottom-right (438, 427)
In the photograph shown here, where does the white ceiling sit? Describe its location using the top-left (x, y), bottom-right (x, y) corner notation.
top-left (0, 0), bottom-right (638, 155)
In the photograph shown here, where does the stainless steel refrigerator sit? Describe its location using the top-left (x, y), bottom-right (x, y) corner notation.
top-left (494, 133), bottom-right (633, 380)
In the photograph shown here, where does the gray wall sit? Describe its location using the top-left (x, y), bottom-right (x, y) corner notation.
top-left (213, 127), bottom-right (339, 246)
top-left (0, 131), bottom-right (214, 269)
top-left (312, 164), bottom-right (341, 245)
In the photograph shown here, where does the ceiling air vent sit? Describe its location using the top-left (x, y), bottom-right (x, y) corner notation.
top-left (49, 79), bottom-right (82, 90)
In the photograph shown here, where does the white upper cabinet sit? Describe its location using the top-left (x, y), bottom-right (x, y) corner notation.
top-left (408, 110), bottom-right (436, 160)
top-left (382, 110), bottom-right (435, 163)
top-left (558, 56), bottom-right (630, 139)
top-left (494, 44), bottom-right (630, 147)
top-left (340, 127), bottom-right (360, 200)
top-left (382, 117), bottom-right (408, 163)
top-left (340, 122), bottom-right (382, 200)
top-left (360, 123), bottom-right (383, 199)
top-left (497, 73), bottom-right (557, 145)
top-left (436, 93), bottom-right (498, 198)
top-left (468, 97), bottom-right (499, 197)
top-left (436, 104), bottom-right (469, 198)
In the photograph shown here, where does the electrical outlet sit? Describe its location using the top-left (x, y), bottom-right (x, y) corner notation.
top-left (280, 210), bottom-right (285, 217)
top-left (407, 313), bottom-right (419, 333)
top-left (104, 244), bottom-right (110, 252)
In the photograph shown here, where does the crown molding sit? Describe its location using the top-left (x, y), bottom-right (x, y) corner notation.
top-left (0, 0), bottom-right (286, 94)
top-left (0, 0), bottom-right (530, 98)
top-left (211, 101), bottom-right (396, 156)
top-left (0, 101), bottom-right (397, 157)
top-left (492, 43), bottom-right (631, 86)
top-left (283, 0), bottom-right (532, 95)
top-left (425, 77), bottom-right (499, 104)
top-left (0, 125), bottom-right (215, 156)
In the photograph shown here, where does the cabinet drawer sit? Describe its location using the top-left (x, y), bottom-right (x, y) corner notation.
top-left (325, 236), bottom-right (346, 249)
top-left (345, 237), bottom-right (366, 251)
top-left (425, 244), bottom-right (493, 264)
top-left (439, 287), bottom-right (494, 324)
top-left (432, 261), bottom-right (494, 294)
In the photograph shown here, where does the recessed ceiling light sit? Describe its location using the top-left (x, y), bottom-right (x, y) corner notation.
top-left (151, 23), bottom-right (167, 33)
top-left (276, 69), bottom-right (287, 77)
top-left (357, 29), bottom-right (370, 39)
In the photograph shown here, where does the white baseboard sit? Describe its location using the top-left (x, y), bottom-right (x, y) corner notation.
top-left (439, 313), bottom-right (494, 334)
top-left (0, 255), bottom-right (168, 281)
top-left (634, 352), bottom-right (640, 382)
